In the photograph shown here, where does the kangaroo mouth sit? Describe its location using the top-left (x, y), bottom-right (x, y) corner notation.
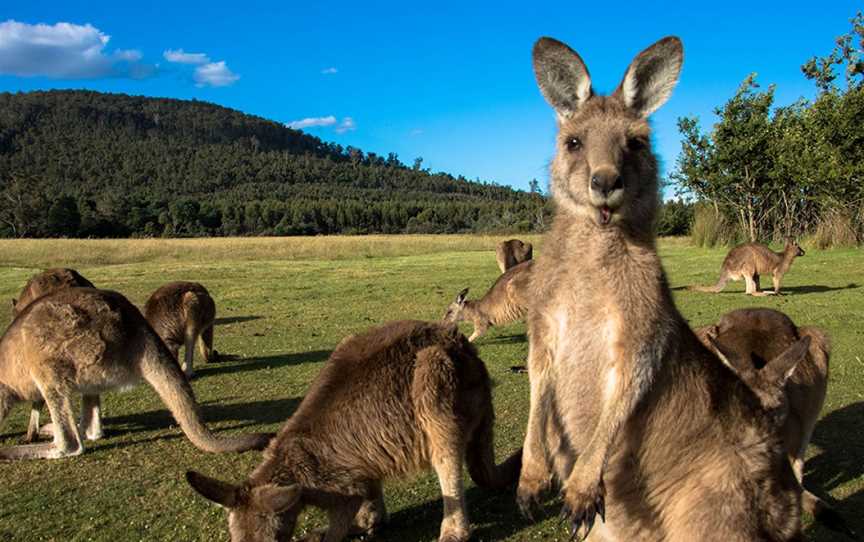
top-left (598, 205), bottom-right (613, 225)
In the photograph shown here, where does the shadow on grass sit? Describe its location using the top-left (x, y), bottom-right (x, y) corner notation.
top-left (671, 283), bottom-right (859, 296)
top-left (804, 401), bottom-right (864, 540)
top-left (214, 315), bottom-right (263, 326)
top-left (780, 283), bottom-right (859, 295)
top-left (380, 486), bottom-right (557, 541)
top-left (482, 333), bottom-right (528, 345)
top-left (101, 396), bottom-right (302, 438)
top-left (195, 350), bottom-right (331, 378)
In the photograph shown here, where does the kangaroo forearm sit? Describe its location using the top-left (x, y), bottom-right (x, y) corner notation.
top-left (572, 350), bottom-right (660, 481)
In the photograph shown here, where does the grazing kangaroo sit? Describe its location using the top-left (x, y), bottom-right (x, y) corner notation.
top-left (519, 36), bottom-right (803, 540)
top-left (496, 239), bottom-right (533, 273)
top-left (690, 240), bottom-right (805, 296)
top-left (443, 260), bottom-right (533, 341)
top-left (187, 320), bottom-right (521, 542)
top-left (695, 308), bottom-right (855, 539)
top-left (12, 268), bottom-right (95, 316)
top-left (0, 287), bottom-right (271, 459)
top-left (144, 281), bottom-right (216, 379)
top-left (11, 268), bottom-right (96, 443)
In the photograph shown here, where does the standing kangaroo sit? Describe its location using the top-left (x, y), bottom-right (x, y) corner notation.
top-left (144, 281), bottom-right (216, 379)
top-left (11, 268), bottom-right (96, 443)
top-left (519, 36), bottom-right (802, 540)
top-left (443, 260), bottom-right (533, 341)
top-left (186, 320), bottom-right (521, 542)
top-left (690, 240), bottom-right (805, 296)
top-left (0, 287), bottom-right (271, 459)
top-left (496, 239), bottom-right (533, 273)
top-left (696, 308), bottom-right (855, 539)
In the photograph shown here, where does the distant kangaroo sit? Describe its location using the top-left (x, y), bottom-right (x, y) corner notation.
top-left (519, 36), bottom-right (803, 540)
top-left (12, 268), bottom-right (94, 317)
top-left (0, 288), bottom-right (271, 460)
top-left (11, 268), bottom-right (96, 444)
top-left (496, 239), bottom-right (533, 273)
top-left (442, 260), bottom-right (533, 341)
top-left (691, 239), bottom-right (805, 296)
top-left (144, 281), bottom-right (216, 379)
top-left (187, 320), bottom-right (521, 542)
top-left (695, 308), bottom-right (855, 539)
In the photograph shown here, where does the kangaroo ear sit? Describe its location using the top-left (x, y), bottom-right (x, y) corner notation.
top-left (706, 334), bottom-right (741, 376)
top-left (11, 298), bottom-right (16, 308)
top-left (533, 37), bottom-right (592, 118)
top-left (456, 288), bottom-right (469, 304)
top-left (616, 36), bottom-right (683, 117)
top-left (186, 471), bottom-right (240, 508)
top-left (251, 484), bottom-right (301, 514)
top-left (765, 336), bottom-right (811, 386)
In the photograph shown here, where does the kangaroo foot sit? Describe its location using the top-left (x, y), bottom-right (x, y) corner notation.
top-left (561, 477), bottom-right (605, 541)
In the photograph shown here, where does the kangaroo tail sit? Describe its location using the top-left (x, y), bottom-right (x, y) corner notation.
top-left (139, 338), bottom-right (272, 453)
top-left (688, 272), bottom-right (729, 293)
top-left (803, 489), bottom-right (857, 539)
top-left (465, 408), bottom-right (522, 490)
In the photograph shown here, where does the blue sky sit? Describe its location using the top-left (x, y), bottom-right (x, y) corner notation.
top-left (1, 1), bottom-right (860, 193)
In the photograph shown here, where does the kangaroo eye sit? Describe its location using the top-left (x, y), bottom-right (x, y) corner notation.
top-left (627, 137), bottom-right (647, 152)
top-left (566, 137), bottom-right (582, 151)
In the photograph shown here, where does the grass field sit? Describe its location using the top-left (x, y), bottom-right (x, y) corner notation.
top-left (0, 235), bottom-right (861, 541)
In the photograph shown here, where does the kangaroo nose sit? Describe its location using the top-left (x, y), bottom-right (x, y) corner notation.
top-left (590, 171), bottom-right (623, 197)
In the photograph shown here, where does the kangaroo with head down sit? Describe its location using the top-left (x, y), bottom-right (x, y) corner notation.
top-left (691, 240), bottom-right (805, 296)
top-left (695, 308), bottom-right (855, 539)
top-left (518, 36), bottom-right (803, 540)
top-left (443, 260), bottom-right (533, 342)
top-left (496, 239), bottom-right (533, 273)
top-left (186, 320), bottom-right (521, 542)
top-left (0, 287), bottom-right (271, 460)
top-left (144, 281), bottom-right (216, 379)
top-left (11, 268), bottom-right (96, 444)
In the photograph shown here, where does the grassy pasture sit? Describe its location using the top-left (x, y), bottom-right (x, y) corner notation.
top-left (0, 235), bottom-right (861, 541)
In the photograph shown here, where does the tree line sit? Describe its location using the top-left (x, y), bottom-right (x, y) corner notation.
top-left (672, 12), bottom-right (863, 247)
top-left (0, 90), bottom-right (549, 237)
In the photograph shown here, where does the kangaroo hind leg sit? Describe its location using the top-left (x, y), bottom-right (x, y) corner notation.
top-left (0, 381), bottom-right (83, 460)
top-left (414, 345), bottom-right (472, 542)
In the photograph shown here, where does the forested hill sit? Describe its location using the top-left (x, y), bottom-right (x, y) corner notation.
top-left (0, 90), bottom-right (546, 237)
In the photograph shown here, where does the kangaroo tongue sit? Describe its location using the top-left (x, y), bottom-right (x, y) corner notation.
top-left (599, 206), bottom-right (612, 225)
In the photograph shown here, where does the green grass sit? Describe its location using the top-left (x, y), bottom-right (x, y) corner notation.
top-left (0, 236), bottom-right (861, 541)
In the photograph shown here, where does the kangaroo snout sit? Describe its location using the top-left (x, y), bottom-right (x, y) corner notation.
top-left (589, 169), bottom-right (623, 200)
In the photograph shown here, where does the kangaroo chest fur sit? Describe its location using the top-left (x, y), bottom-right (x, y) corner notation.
top-left (530, 227), bottom-right (672, 449)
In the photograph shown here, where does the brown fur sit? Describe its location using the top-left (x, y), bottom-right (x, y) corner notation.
top-left (144, 281), bottom-right (216, 379)
top-left (518, 36), bottom-right (802, 540)
top-left (696, 308), bottom-right (855, 538)
top-left (496, 239), bottom-right (533, 273)
top-left (11, 268), bottom-right (96, 443)
top-left (186, 320), bottom-right (521, 542)
top-left (0, 287), bottom-right (271, 460)
top-left (12, 268), bottom-right (95, 317)
top-left (690, 240), bottom-right (805, 296)
top-left (442, 260), bottom-right (533, 341)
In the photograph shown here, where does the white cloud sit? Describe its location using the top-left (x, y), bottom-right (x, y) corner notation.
top-left (163, 48), bottom-right (209, 65)
top-left (193, 61), bottom-right (239, 87)
top-left (335, 117), bottom-right (356, 133)
top-left (286, 116), bottom-right (337, 130)
top-left (164, 48), bottom-right (239, 87)
top-left (0, 20), bottom-right (150, 79)
top-left (286, 115), bottom-right (356, 133)
top-left (321, 67), bottom-right (337, 75)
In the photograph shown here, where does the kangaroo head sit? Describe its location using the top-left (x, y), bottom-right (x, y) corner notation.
top-left (785, 238), bottom-right (805, 257)
top-left (442, 287), bottom-right (469, 323)
top-left (186, 471), bottom-right (302, 542)
top-left (532, 36), bottom-right (683, 229)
